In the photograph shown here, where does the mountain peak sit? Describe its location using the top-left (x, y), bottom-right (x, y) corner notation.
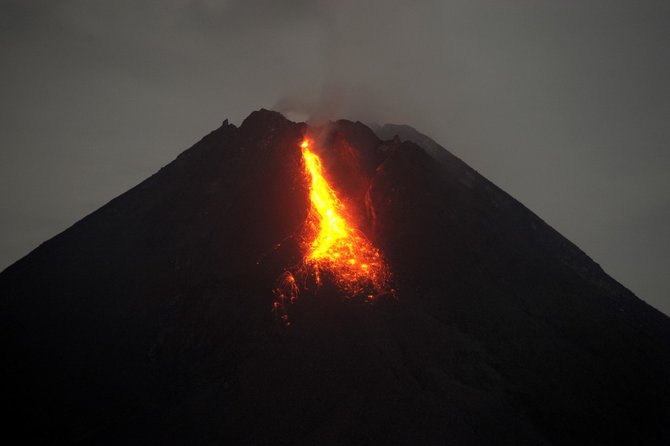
top-left (241, 108), bottom-right (292, 130)
top-left (2, 110), bottom-right (669, 444)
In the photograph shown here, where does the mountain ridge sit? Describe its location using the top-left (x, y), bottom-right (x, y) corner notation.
top-left (2, 109), bottom-right (669, 444)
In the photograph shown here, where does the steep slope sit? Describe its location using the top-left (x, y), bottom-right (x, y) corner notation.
top-left (2, 110), bottom-right (669, 445)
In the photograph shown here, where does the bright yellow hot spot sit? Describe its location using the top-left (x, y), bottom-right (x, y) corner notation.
top-left (301, 138), bottom-right (389, 296)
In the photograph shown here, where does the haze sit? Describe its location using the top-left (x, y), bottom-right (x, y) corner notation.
top-left (1, 0), bottom-right (669, 315)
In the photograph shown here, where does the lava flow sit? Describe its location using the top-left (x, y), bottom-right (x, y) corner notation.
top-left (300, 138), bottom-right (390, 295)
top-left (273, 138), bottom-right (391, 324)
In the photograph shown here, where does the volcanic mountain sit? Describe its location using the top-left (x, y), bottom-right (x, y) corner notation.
top-left (2, 110), bottom-right (669, 444)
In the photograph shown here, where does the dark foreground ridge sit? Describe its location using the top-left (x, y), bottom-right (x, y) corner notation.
top-left (2, 110), bottom-right (669, 444)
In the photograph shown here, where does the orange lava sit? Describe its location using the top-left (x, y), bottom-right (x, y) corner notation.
top-left (300, 138), bottom-right (390, 297)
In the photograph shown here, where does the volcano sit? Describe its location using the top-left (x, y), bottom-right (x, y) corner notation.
top-left (2, 110), bottom-right (669, 444)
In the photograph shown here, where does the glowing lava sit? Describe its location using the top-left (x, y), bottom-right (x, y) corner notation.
top-left (272, 138), bottom-right (391, 325)
top-left (300, 138), bottom-right (390, 296)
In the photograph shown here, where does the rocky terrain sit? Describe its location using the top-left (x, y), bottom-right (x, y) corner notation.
top-left (2, 109), bottom-right (669, 444)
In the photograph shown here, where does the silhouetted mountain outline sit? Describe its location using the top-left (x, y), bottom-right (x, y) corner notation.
top-left (2, 110), bottom-right (669, 444)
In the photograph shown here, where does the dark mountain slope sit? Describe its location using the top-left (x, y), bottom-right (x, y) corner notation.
top-left (2, 110), bottom-right (669, 445)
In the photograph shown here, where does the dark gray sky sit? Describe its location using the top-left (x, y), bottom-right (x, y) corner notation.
top-left (2, 0), bottom-right (669, 314)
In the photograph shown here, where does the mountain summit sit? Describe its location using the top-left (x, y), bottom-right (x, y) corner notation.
top-left (2, 109), bottom-right (669, 444)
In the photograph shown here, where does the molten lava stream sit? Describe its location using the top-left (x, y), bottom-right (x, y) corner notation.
top-left (299, 138), bottom-right (390, 297)
top-left (272, 138), bottom-right (391, 324)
